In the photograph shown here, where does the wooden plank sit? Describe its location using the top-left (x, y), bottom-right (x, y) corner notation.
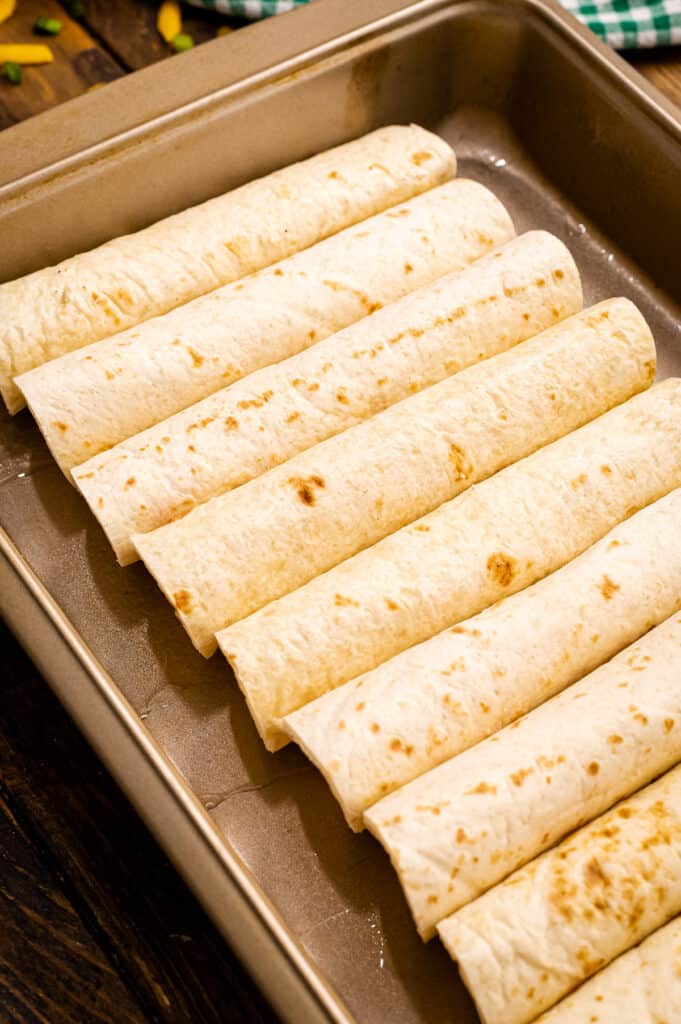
top-left (0, 0), bottom-right (123, 130)
top-left (0, 791), bottom-right (147, 1024)
top-left (82, 0), bottom-right (241, 71)
top-left (628, 48), bottom-right (681, 110)
top-left (0, 621), bottom-right (277, 1024)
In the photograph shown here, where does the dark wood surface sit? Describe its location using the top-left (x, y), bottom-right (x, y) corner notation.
top-left (1, 618), bottom-right (276, 1024)
top-left (1, 3), bottom-right (680, 1022)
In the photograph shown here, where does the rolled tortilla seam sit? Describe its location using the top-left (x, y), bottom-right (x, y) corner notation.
top-left (438, 755), bottom-right (681, 1024)
top-left (136, 297), bottom-right (652, 656)
top-left (1, 124), bottom-right (455, 413)
top-left (74, 230), bottom-right (581, 565)
top-left (365, 608), bottom-right (681, 938)
top-left (284, 487), bottom-right (681, 831)
top-left (19, 178), bottom-right (510, 476)
top-left (535, 916), bottom-right (681, 1023)
top-left (218, 377), bottom-right (681, 752)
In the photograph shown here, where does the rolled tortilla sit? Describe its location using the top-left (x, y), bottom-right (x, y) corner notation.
top-left (284, 487), bottom-right (681, 830)
top-left (19, 178), bottom-right (510, 476)
top-left (535, 917), bottom-right (681, 1023)
top-left (137, 297), bottom-right (652, 656)
top-left (218, 378), bottom-right (681, 751)
top-left (365, 611), bottom-right (681, 940)
top-left (1, 124), bottom-right (455, 414)
top-left (74, 230), bottom-right (581, 565)
top-left (438, 757), bottom-right (681, 1024)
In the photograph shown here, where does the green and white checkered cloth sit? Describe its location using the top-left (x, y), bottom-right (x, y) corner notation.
top-left (187, 0), bottom-right (681, 48)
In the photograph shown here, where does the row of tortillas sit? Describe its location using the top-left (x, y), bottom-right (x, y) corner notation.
top-left (74, 230), bottom-right (581, 565)
top-left (285, 486), bottom-right (681, 829)
top-left (19, 177), bottom-right (509, 476)
top-left (365, 606), bottom-right (681, 939)
top-left (438, 749), bottom-right (681, 1024)
top-left (135, 297), bottom-right (653, 659)
top-left (1, 124), bottom-right (455, 414)
top-left (218, 377), bottom-right (681, 750)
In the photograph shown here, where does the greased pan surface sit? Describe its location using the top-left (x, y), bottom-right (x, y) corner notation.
top-left (1, 2), bottom-right (680, 1022)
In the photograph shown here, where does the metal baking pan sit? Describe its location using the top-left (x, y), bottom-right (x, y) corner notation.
top-left (1, 2), bottom-right (680, 1021)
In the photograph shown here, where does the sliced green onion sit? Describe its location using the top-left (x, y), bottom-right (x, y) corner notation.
top-left (171, 33), bottom-right (194, 53)
top-left (3, 61), bottom-right (22, 84)
top-left (34, 16), bottom-right (62, 36)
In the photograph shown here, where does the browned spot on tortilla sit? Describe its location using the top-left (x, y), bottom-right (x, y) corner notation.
top-left (308, 329), bottom-right (317, 342)
top-left (386, 208), bottom-right (410, 218)
top-left (273, 268), bottom-right (284, 277)
top-left (286, 412), bottom-right (300, 423)
top-left (225, 417), bottom-right (238, 431)
top-left (336, 389), bottom-right (349, 404)
top-left (411, 150), bottom-right (433, 165)
top-left (571, 472), bottom-right (588, 489)
top-left (553, 268), bottom-right (565, 280)
top-left (370, 722), bottom-right (380, 734)
top-left (187, 347), bottom-right (204, 368)
top-left (385, 598), bottom-right (399, 611)
top-left (633, 711), bottom-right (649, 725)
top-left (584, 857), bottom-right (610, 889)
top-left (535, 277), bottom-right (546, 287)
top-left (599, 575), bottom-right (620, 601)
top-left (587, 761), bottom-right (600, 775)
top-left (486, 552), bottom-right (517, 587)
top-left (449, 443), bottom-right (473, 481)
top-left (288, 473), bottom-right (325, 505)
top-left (426, 894), bottom-right (438, 905)
top-left (355, 701), bottom-right (365, 712)
top-left (466, 781), bottom-right (497, 796)
top-left (173, 589), bottom-right (194, 614)
top-left (334, 593), bottom-right (359, 608)
top-left (328, 171), bottom-right (339, 180)
top-left (97, 497), bottom-right (104, 509)
top-left (338, 720), bottom-right (346, 731)
top-left (78, 471), bottom-right (94, 480)
top-left (224, 241), bottom-right (241, 258)
top-left (377, 377), bottom-right (388, 386)
top-left (105, 369), bottom-right (115, 381)
top-left (413, 524), bottom-right (430, 533)
top-left (404, 262), bottom-right (413, 274)
top-left (608, 734), bottom-right (623, 745)
top-left (124, 477), bottom-right (136, 489)
top-left (645, 359), bottom-right (656, 382)
top-left (54, 421), bottom-right (69, 432)
top-left (665, 718), bottom-right (675, 733)
top-left (601, 464), bottom-right (613, 476)
top-left (479, 702), bottom-right (490, 713)
top-left (510, 767), bottom-right (533, 787)
top-left (389, 738), bottom-right (414, 755)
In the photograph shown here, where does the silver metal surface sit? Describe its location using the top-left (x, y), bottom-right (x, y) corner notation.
top-left (1, 2), bottom-right (680, 1021)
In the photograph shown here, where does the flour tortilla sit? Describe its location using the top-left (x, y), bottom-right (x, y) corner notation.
top-left (136, 297), bottom-right (651, 658)
top-left (438, 756), bottom-right (681, 1024)
top-left (218, 379), bottom-right (681, 751)
top-left (19, 178), bottom-right (509, 476)
top-left (365, 609), bottom-right (681, 939)
top-left (285, 487), bottom-right (681, 830)
top-left (536, 917), bottom-right (681, 1023)
top-left (74, 230), bottom-right (581, 565)
top-left (1, 124), bottom-right (455, 414)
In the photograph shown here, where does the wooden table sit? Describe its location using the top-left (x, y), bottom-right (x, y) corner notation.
top-left (1, 3), bottom-right (680, 1022)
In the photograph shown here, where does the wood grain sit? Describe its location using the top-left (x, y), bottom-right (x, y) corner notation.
top-left (0, 620), bottom-right (277, 1024)
top-left (629, 48), bottom-right (681, 108)
top-left (82, 0), bottom-right (239, 71)
top-left (0, 0), bottom-right (123, 129)
top-left (0, 791), bottom-right (147, 1024)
